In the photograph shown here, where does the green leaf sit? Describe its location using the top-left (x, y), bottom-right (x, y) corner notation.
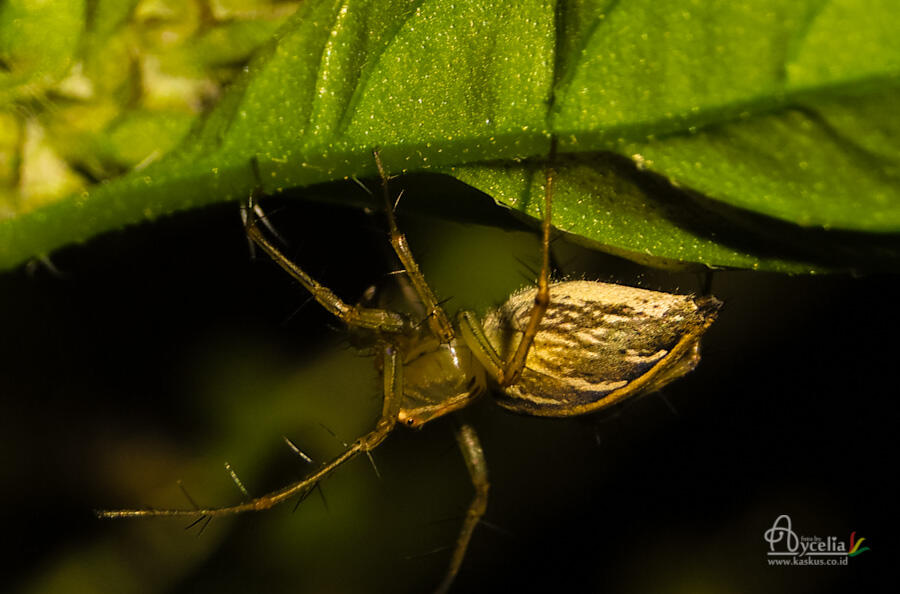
top-left (615, 89), bottom-right (900, 233)
top-left (450, 153), bottom-right (900, 273)
top-left (0, 0), bottom-right (86, 103)
top-left (448, 155), bottom-right (819, 272)
top-left (554, 0), bottom-right (900, 233)
top-left (1, 0), bottom-right (899, 271)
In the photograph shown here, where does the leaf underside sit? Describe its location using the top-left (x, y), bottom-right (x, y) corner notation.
top-left (1, 0), bottom-right (899, 272)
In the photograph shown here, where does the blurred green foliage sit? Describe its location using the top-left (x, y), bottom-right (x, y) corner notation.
top-left (0, 0), bottom-right (298, 217)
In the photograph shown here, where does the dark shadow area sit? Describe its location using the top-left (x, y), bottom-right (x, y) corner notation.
top-left (0, 176), bottom-right (893, 594)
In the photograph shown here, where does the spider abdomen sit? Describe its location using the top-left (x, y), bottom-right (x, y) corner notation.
top-left (482, 281), bottom-right (720, 416)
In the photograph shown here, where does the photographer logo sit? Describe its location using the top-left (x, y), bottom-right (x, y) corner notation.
top-left (764, 514), bottom-right (869, 566)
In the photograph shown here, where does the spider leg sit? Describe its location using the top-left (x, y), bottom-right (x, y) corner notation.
top-left (373, 150), bottom-right (454, 343)
top-left (243, 192), bottom-right (408, 334)
top-left (457, 167), bottom-right (554, 386)
top-left (97, 344), bottom-right (404, 519)
top-left (435, 422), bottom-right (489, 594)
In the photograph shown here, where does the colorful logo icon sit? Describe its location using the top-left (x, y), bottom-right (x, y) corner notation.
top-left (848, 531), bottom-right (870, 557)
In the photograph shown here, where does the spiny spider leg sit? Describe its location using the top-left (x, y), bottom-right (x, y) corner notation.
top-left (435, 423), bottom-right (489, 594)
top-left (97, 344), bottom-right (403, 519)
top-left (498, 168), bottom-right (553, 385)
top-left (242, 193), bottom-right (407, 334)
top-left (240, 188), bottom-right (288, 245)
top-left (373, 150), bottom-right (455, 343)
top-left (457, 167), bottom-right (554, 386)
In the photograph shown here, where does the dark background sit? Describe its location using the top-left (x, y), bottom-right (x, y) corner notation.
top-left (0, 174), bottom-right (892, 593)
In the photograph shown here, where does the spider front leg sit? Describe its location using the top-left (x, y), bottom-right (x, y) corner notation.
top-left (97, 344), bottom-right (404, 519)
top-left (374, 150), bottom-right (455, 343)
top-left (457, 168), bottom-right (554, 386)
top-left (242, 190), bottom-right (408, 335)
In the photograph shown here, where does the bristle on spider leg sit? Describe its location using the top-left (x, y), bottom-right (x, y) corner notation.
top-left (197, 515), bottom-right (213, 535)
top-left (350, 174), bottom-right (374, 195)
top-left (239, 205), bottom-right (257, 259)
top-left (365, 450), bottom-right (381, 479)
top-left (252, 202), bottom-right (288, 246)
top-left (316, 483), bottom-right (329, 511)
top-left (224, 462), bottom-right (250, 499)
top-left (410, 295), bottom-right (454, 332)
top-left (403, 545), bottom-right (453, 561)
top-left (655, 390), bottom-right (680, 416)
top-left (282, 294), bottom-right (316, 325)
top-left (292, 482), bottom-right (318, 513)
top-left (317, 423), bottom-right (348, 447)
top-left (282, 435), bottom-right (314, 464)
top-left (185, 514), bottom-right (209, 532)
top-left (478, 519), bottom-right (514, 538)
top-left (176, 480), bottom-right (213, 532)
top-left (514, 256), bottom-right (539, 284)
top-left (177, 479), bottom-right (200, 510)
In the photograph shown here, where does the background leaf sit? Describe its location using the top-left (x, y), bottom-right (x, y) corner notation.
top-left (1, 0), bottom-right (899, 270)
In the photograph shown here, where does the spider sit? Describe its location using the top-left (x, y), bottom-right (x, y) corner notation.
top-left (99, 151), bottom-right (721, 593)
